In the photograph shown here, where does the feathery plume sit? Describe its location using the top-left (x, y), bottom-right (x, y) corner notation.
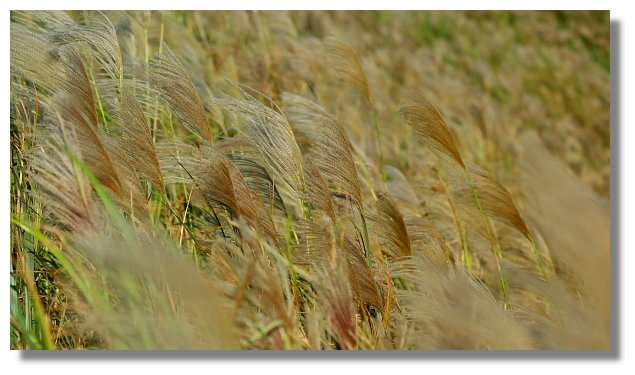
top-left (28, 124), bottom-right (98, 231)
top-left (47, 91), bottom-right (122, 197)
top-left (325, 36), bottom-right (371, 102)
top-left (160, 144), bottom-right (277, 242)
top-left (400, 93), bottom-right (466, 169)
top-left (11, 10), bottom-right (73, 31)
top-left (343, 234), bottom-right (384, 311)
top-left (369, 193), bottom-right (412, 258)
top-left (48, 17), bottom-right (124, 88)
top-left (149, 44), bottom-right (212, 142)
top-left (10, 24), bottom-right (63, 94)
top-left (452, 163), bottom-right (530, 239)
top-left (314, 256), bottom-right (357, 350)
top-left (228, 155), bottom-right (287, 215)
top-left (115, 91), bottom-right (164, 193)
top-left (214, 91), bottom-right (305, 198)
top-left (303, 157), bottom-right (337, 222)
top-left (283, 92), bottom-right (362, 207)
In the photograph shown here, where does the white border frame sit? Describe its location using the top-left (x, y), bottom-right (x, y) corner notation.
top-left (2, 3), bottom-right (631, 373)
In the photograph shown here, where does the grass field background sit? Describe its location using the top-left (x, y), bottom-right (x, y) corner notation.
top-left (10, 10), bottom-right (610, 350)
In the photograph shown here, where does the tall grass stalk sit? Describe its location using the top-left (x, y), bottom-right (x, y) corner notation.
top-left (465, 171), bottom-right (509, 306)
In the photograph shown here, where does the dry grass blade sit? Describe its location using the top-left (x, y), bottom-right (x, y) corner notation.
top-left (222, 156), bottom-right (278, 242)
top-left (28, 126), bottom-right (98, 231)
top-left (325, 36), bottom-right (371, 102)
top-left (48, 92), bottom-right (122, 198)
top-left (53, 46), bottom-right (100, 128)
top-left (283, 93), bottom-right (362, 207)
top-left (10, 24), bottom-right (63, 94)
top-left (100, 135), bottom-right (148, 214)
top-left (38, 45), bottom-right (130, 200)
top-left (213, 135), bottom-right (287, 215)
top-left (283, 93), bottom-right (373, 266)
top-left (20, 40), bottom-right (147, 224)
top-left (303, 157), bottom-right (337, 222)
top-left (391, 256), bottom-right (532, 349)
top-left (116, 91), bottom-right (164, 193)
top-left (343, 234), bottom-right (384, 311)
top-left (400, 94), bottom-right (515, 296)
top-left (164, 145), bottom-right (277, 242)
top-left (11, 10), bottom-right (73, 31)
top-left (314, 255), bottom-right (357, 350)
top-left (48, 17), bottom-right (124, 88)
top-left (369, 193), bottom-right (412, 258)
top-left (149, 44), bottom-right (212, 142)
top-left (227, 155), bottom-right (287, 216)
top-left (518, 133), bottom-right (609, 348)
top-left (47, 91), bottom-right (148, 216)
top-left (10, 10), bottom-right (610, 351)
top-left (71, 223), bottom-right (239, 349)
top-left (452, 163), bottom-right (530, 239)
top-left (293, 213), bottom-right (334, 265)
top-left (214, 93), bottom-right (305, 198)
top-left (400, 94), bottom-right (466, 169)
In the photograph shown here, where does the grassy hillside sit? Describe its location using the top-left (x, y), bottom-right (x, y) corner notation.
top-left (9, 10), bottom-right (610, 350)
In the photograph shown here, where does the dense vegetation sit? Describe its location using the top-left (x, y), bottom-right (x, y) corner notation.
top-left (10, 10), bottom-right (610, 350)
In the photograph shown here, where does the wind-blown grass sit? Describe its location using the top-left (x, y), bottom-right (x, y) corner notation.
top-left (9, 10), bottom-right (610, 350)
